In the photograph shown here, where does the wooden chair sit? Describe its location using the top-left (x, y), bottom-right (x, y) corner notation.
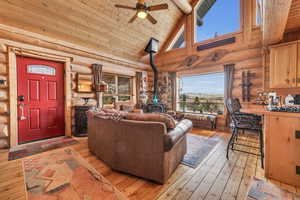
top-left (225, 98), bottom-right (264, 168)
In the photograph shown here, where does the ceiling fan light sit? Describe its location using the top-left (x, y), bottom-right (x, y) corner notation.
top-left (137, 10), bottom-right (147, 19)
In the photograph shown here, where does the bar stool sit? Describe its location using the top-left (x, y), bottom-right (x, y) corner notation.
top-left (225, 98), bottom-right (264, 168)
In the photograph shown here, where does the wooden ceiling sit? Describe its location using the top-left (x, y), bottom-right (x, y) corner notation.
top-left (286, 0), bottom-right (300, 31)
top-left (0, 0), bottom-right (183, 62)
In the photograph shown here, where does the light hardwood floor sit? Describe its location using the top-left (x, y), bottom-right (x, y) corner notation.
top-left (0, 129), bottom-right (299, 200)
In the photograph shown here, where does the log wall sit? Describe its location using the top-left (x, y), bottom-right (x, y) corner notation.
top-left (0, 25), bottom-right (147, 148)
top-left (151, 0), bottom-right (264, 130)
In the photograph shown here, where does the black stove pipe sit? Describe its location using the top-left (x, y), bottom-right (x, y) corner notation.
top-left (149, 51), bottom-right (158, 102)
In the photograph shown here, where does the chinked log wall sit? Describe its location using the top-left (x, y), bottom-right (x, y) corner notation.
top-left (0, 24), bottom-right (148, 148)
top-left (150, 0), bottom-right (264, 130)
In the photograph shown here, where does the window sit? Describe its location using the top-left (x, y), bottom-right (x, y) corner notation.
top-left (177, 72), bottom-right (224, 114)
top-left (195, 0), bottom-right (240, 42)
top-left (102, 74), bottom-right (133, 105)
top-left (167, 26), bottom-right (185, 50)
top-left (27, 65), bottom-right (56, 75)
top-left (256, 0), bottom-right (262, 25)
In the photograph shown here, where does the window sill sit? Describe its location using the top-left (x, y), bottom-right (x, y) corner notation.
top-left (176, 111), bottom-right (224, 117)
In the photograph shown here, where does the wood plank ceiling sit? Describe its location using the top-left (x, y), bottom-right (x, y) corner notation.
top-left (286, 0), bottom-right (300, 32)
top-left (0, 0), bottom-right (183, 62)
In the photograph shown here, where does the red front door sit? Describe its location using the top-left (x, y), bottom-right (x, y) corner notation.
top-left (17, 56), bottom-right (65, 144)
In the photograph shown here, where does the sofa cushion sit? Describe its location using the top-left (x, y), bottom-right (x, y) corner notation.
top-left (123, 113), bottom-right (176, 129)
top-left (120, 104), bottom-right (134, 112)
top-left (164, 119), bottom-right (193, 151)
top-left (88, 109), bottom-right (125, 121)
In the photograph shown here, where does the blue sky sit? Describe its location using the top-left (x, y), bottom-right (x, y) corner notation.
top-left (180, 73), bottom-right (224, 95)
top-left (196, 0), bottom-right (240, 42)
top-left (178, 1), bottom-right (240, 95)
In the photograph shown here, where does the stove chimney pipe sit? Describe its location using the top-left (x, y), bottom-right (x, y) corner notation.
top-left (145, 38), bottom-right (159, 103)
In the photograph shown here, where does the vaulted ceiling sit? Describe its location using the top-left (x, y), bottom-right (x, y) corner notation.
top-left (0, 0), bottom-right (184, 62)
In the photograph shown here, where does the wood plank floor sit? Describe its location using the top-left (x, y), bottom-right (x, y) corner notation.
top-left (0, 129), bottom-right (299, 200)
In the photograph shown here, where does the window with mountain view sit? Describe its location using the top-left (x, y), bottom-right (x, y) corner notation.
top-left (177, 72), bottom-right (224, 114)
top-left (195, 0), bottom-right (240, 42)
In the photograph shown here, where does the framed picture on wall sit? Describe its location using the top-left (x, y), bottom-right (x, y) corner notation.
top-left (77, 73), bottom-right (93, 93)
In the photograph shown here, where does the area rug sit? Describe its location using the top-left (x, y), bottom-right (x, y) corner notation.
top-left (23, 148), bottom-right (127, 200)
top-left (8, 136), bottom-right (78, 161)
top-left (181, 134), bottom-right (220, 168)
top-left (246, 177), bottom-right (300, 200)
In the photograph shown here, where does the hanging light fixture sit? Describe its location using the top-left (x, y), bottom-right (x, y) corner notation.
top-left (137, 10), bottom-right (148, 19)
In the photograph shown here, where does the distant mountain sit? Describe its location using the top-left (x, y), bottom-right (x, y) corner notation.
top-left (180, 93), bottom-right (224, 98)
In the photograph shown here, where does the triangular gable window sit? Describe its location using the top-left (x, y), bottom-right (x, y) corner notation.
top-left (167, 26), bottom-right (185, 51)
top-left (256, 0), bottom-right (262, 25)
top-left (195, 0), bottom-right (240, 42)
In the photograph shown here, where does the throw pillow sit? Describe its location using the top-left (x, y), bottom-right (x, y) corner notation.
top-left (124, 113), bottom-right (176, 129)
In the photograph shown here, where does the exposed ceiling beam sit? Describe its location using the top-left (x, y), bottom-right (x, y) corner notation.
top-left (262, 0), bottom-right (293, 46)
top-left (171, 0), bottom-right (193, 14)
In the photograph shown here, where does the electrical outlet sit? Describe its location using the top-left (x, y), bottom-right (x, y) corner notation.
top-left (0, 80), bottom-right (5, 85)
top-left (296, 166), bottom-right (300, 175)
top-left (295, 131), bottom-right (300, 139)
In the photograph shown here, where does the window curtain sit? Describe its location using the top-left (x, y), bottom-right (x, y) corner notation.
top-left (224, 63), bottom-right (235, 126)
top-left (169, 72), bottom-right (177, 110)
top-left (136, 72), bottom-right (142, 109)
top-left (92, 64), bottom-right (103, 108)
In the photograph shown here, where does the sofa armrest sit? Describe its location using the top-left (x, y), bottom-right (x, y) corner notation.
top-left (164, 119), bottom-right (193, 151)
top-left (88, 117), bottom-right (169, 181)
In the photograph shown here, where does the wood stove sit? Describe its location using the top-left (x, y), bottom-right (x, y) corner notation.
top-left (144, 38), bottom-right (165, 113)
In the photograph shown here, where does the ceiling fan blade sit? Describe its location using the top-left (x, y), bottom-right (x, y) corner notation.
top-left (129, 13), bottom-right (138, 23)
top-left (115, 4), bottom-right (136, 10)
top-left (148, 4), bottom-right (168, 11)
top-left (147, 13), bottom-right (157, 24)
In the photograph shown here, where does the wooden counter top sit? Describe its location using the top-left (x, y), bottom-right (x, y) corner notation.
top-left (241, 107), bottom-right (300, 118)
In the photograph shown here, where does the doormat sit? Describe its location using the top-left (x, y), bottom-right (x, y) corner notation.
top-left (181, 134), bottom-right (219, 168)
top-left (246, 177), bottom-right (300, 200)
top-left (23, 148), bottom-right (127, 200)
top-left (8, 137), bottom-right (79, 161)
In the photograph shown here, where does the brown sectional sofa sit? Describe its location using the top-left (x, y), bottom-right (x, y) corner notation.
top-left (87, 111), bottom-right (193, 184)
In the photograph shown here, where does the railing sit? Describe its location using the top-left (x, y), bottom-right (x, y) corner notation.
top-left (177, 101), bottom-right (224, 114)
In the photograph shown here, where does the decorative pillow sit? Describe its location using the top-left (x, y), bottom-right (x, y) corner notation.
top-left (102, 108), bottom-right (119, 114)
top-left (124, 113), bottom-right (176, 129)
top-left (95, 110), bottom-right (124, 121)
top-left (120, 104), bottom-right (134, 112)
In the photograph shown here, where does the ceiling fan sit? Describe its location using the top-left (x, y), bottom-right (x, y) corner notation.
top-left (115, 0), bottom-right (168, 24)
